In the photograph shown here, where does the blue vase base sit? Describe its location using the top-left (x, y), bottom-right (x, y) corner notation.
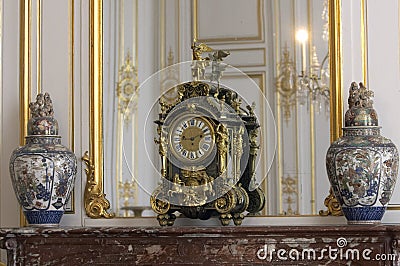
top-left (342, 206), bottom-right (386, 225)
top-left (347, 220), bottom-right (381, 225)
top-left (24, 210), bottom-right (64, 225)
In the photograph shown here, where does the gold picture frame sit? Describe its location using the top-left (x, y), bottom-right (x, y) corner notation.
top-left (83, 0), bottom-right (344, 219)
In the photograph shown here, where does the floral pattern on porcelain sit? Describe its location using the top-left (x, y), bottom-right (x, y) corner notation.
top-left (10, 146), bottom-right (76, 211)
top-left (327, 144), bottom-right (398, 207)
top-left (326, 82), bottom-right (399, 224)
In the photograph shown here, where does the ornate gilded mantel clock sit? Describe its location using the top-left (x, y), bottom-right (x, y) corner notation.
top-left (150, 43), bottom-right (265, 226)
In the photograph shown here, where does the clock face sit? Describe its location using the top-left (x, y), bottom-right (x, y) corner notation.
top-left (169, 116), bottom-right (215, 166)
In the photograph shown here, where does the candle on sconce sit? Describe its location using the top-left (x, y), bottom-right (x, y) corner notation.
top-left (296, 29), bottom-right (308, 73)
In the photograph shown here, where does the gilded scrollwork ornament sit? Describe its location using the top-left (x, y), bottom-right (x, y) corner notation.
top-left (116, 52), bottom-right (139, 123)
top-left (281, 175), bottom-right (299, 215)
top-left (319, 188), bottom-right (343, 216)
top-left (215, 189), bottom-right (236, 214)
top-left (275, 46), bottom-right (297, 121)
top-left (150, 186), bottom-right (171, 215)
top-left (82, 152), bottom-right (115, 219)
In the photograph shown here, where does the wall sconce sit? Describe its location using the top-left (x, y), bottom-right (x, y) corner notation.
top-left (276, 29), bottom-right (330, 121)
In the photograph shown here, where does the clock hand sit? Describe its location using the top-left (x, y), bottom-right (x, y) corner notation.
top-left (181, 135), bottom-right (194, 141)
top-left (190, 134), bottom-right (204, 141)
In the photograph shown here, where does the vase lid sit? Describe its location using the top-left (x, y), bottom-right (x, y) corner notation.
top-left (27, 92), bottom-right (59, 135)
top-left (344, 82), bottom-right (378, 127)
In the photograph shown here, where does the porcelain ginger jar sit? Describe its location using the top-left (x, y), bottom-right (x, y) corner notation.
top-left (9, 92), bottom-right (77, 225)
top-left (326, 82), bottom-right (398, 224)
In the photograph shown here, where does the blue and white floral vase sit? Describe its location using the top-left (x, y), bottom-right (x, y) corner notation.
top-left (326, 82), bottom-right (399, 224)
top-left (9, 92), bottom-right (77, 226)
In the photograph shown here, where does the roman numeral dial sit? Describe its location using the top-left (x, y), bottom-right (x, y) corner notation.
top-left (170, 117), bottom-right (215, 162)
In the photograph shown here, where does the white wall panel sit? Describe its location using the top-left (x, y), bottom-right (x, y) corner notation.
top-left (196, 0), bottom-right (263, 42)
top-left (223, 48), bottom-right (266, 67)
top-left (1, 0), bottom-right (20, 229)
top-left (366, 0), bottom-right (400, 208)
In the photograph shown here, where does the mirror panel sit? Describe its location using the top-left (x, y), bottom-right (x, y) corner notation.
top-left (85, 0), bottom-right (343, 219)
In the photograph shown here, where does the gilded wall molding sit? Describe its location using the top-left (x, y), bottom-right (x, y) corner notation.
top-left (65, 0), bottom-right (76, 213)
top-left (84, 0), bottom-right (114, 219)
top-left (328, 0), bottom-right (343, 143)
top-left (19, 0), bottom-right (31, 143)
top-left (360, 0), bottom-right (368, 86)
top-left (320, 0), bottom-right (343, 216)
top-left (19, 0), bottom-right (32, 227)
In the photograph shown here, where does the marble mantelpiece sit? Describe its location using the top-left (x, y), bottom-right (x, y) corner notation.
top-left (1, 225), bottom-right (400, 265)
